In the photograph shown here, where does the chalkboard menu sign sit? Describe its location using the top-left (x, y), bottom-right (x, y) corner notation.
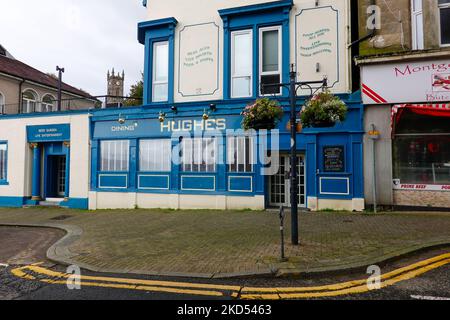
top-left (323, 146), bottom-right (345, 172)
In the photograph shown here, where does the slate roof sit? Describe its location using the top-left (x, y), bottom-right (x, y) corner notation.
top-left (0, 54), bottom-right (94, 98)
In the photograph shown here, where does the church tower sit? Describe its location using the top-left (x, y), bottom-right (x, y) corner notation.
top-left (107, 68), bottom-right (125, 106)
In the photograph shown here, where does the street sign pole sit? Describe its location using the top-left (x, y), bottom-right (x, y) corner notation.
top-left (289, 66), bottom-right (299, 246)
top-left (263, 64), bottom-right (327, 246)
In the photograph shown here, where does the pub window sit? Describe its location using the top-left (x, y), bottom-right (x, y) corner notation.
top-left (152, 41), bottom-right (169, 102)
top-left (139, 139), bottom-right (171, 172)
top-left (439, 0), bottom-right (450, 46)
top-left (100, 140), bottom-right (130, 172)
top-left (411, 0), bottom-right (424, 50)
top-left (259, 26), bottom-right (281, 95)
top-left (181, 137), bottom-right (216, 173)
top-left (393, 110), bottom-right (450, 185)
top-left (0, 143), bottom-right (7, 181)
top-left (227, 136), bottom-right (254, 173)
top-left (231, 29), bottom-right (253, 98)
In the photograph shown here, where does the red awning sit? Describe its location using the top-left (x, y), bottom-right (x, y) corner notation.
top-left (391, 103), bottom-right (450, 136)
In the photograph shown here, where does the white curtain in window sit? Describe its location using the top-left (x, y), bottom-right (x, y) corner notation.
top-left (231, 30), bottom-right (253, 98)
top-left (0, 144), bottom-right (7, 180)
top-left (139, 139), bottom-right (171, 172)
top-left (153, 41), bottom-right (169, 102)
top-left (100, 140), bottom-right (129, 172)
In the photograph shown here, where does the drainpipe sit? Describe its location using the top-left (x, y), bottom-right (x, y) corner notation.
top-left (18, 79), bottom-right (25, 114)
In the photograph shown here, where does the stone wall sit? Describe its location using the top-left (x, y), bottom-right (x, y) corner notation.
top-left (394, 190), bottom-right (450, 208)
top-left (358, 0), bottom-right (412, 55)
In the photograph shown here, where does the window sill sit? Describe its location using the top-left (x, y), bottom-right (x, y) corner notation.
top-left (0, 181), bottom-right (9, 186)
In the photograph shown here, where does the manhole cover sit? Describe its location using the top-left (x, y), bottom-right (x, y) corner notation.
top-left (50, 215), bottom-right (73, 221)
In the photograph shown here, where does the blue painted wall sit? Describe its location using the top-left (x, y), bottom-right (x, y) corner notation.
top-left (89, 89), bottom-right (364, 205)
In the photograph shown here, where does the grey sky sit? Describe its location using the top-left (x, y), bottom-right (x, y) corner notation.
top-left (0, 0), bottom-right (147, 96)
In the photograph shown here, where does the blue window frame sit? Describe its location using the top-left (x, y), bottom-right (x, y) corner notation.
top-left (0, 141), bottom-right (7, 184)
top-left (138, 18), bottom-right (178, 105)
top-left (100, 140), bottom-right (130, 172)
top-left (139, 139), bottom-right (172, 172)
top-left (219, 0), bottom-right (293, 100)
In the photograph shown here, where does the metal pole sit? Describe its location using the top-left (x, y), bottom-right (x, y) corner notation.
top-left (279, 206), bottom-right (287, 262)
top-left (289, 64), bottom-right (299, 246)
top-left (371, 124), bottom-right (378, 214)
top-left (56, 66), bottom-right (65, 111)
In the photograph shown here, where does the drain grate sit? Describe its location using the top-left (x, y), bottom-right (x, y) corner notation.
top-left (50, 215), bottom-right (73, 221)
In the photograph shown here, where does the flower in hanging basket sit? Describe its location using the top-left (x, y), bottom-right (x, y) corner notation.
top-left (241, 98), bottom-right (284, 131)
top-left (300, 90), bottom-right (348, 128)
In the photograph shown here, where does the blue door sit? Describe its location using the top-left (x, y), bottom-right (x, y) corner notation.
top-left (43, 143), bottom-right (69, 199)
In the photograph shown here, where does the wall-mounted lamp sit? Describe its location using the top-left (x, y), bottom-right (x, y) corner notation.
top-left (209, 104), bottom-right (217, 112)
top-left (202, 109), bottom-right (209, 121)
top-left (171, 106), bottom-right (178, 114)
top-left (118, 114), bottom-right (126, 124)
top-left (158, 111), bottom-right (166, 123)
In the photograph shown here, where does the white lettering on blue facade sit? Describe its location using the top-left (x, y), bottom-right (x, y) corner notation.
top-left (111, 125), bottom-right (136, 132)
top-left (161, 119), bottom-right (226, 133)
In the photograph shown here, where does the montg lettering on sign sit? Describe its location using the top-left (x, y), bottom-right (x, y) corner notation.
top-left (394, 63), bottom-right (450, 77)
top-left (161, 119), bottom-right (226, 132)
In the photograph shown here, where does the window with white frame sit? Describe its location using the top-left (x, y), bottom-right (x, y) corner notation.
top-left (439, 0), bottom-right (450, 46)
top-left (0, 143), bottom-right (7, 181)
top-left (152, 41), bottom-right (169, 102)
top-left (139, 139), bottom-right (172, 172)
top-left (411, 0), bottom-right (424, 50)
top-left (181, 137), bottom-right (216, 172)
top-left (41, 95), bottom-right (55, 112)
top-left (231, 30), bottom-right (253, 98)
top-left (227, 136), bottom-right (254, 173)
top-left (100, 140), bottom-right (130, 172)
top-left (259, 26), bottom-right (282, 95)
top-left (22, 90), bottom-right (38, 113)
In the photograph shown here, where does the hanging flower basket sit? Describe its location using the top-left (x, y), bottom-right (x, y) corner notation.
top-left (300, 90), bottom-right (348, 128)
top-left (241, 98), bottom-right (284, 131)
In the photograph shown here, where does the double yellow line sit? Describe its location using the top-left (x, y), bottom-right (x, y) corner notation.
top-left (11, 253), bottom-right (450, 299)
top-left (240, 253), bottom-right (450, 299)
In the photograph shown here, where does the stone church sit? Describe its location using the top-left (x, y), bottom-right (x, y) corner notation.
top-left (106, 69), bottom-right (125, 107)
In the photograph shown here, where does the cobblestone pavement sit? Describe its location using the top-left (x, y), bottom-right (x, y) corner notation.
top-left (0, 208), bottom-right (449, 276)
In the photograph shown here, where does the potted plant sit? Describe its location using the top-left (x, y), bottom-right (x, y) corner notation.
top-left (300, 90), bottom-right (347, 128)
top-left (241, 98), bottom-right (284, 131)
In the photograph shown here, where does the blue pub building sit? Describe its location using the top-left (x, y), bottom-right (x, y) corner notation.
top-left (87, 0), bottom-right (364, 211)
top-left (0, 0), bottom-right (364, 211)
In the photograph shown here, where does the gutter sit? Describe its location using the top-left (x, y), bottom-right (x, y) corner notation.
top-left (355, 48), bottom-right (450, 66)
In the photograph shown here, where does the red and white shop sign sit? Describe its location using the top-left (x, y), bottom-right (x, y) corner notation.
top-left (393, 180), bottom-right (450, 192)
top-left (361, 58), bottom-right (450, 105)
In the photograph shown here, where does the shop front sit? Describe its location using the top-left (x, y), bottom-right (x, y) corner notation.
top-left (88, 93), bottom-right (364, 212)
top-left (0, 112), bottom-right (91, 209)
top-left (27, 124), bottom-right (71, 203)
top-left (359, 51), bottom-right (450, 209)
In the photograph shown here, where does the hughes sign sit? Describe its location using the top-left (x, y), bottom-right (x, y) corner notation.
top-left (361, 58), bottom-right (450, 104)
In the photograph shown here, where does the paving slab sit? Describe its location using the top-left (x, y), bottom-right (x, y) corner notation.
top-left (0, 208), bottom-right (449, 277)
